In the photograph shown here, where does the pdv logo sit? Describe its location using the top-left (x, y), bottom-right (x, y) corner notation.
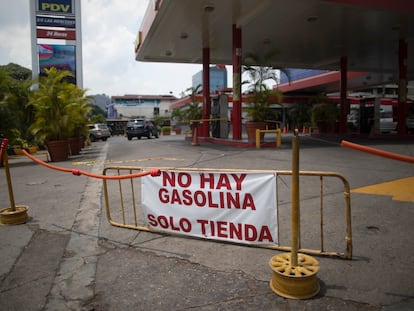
top-left (38, 0), bottom-right (73, 15)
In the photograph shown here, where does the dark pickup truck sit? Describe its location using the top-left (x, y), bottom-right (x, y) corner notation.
top-left (126, 119), bottom-right (158, 140)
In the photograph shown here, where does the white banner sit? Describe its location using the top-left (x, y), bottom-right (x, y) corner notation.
top-left (142, 170), bottom-right (278, 245)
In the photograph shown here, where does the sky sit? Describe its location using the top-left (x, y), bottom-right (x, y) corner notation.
top-left (0, 0), bottom-right (226, 98)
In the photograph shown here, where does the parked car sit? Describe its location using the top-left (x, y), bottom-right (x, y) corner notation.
top-left (379, 106), bottom-right (397, 133)
top-left (406, 116), bottom-right (414, 133)
top-left (88, 124), bottom-right (111, 142)
top-left (126, 119), bottom-right (159, 140)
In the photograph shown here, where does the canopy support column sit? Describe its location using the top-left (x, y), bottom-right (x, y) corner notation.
top-left (339, 56), bottom-right (348, 134)
top-left (232, 25), bottom-right (242, 140)
top-left (397, 39), bottom-right (407, 135)
top-left (201, 47), bottom-right (211, 137)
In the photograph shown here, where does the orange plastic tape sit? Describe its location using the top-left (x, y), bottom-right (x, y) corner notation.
top-left (341, 140), bottom-right (414, 164)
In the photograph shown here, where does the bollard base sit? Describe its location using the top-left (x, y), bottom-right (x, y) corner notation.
top-left (0, 205), bottom-right (29, 225)
top-left (269, 253), bottom-right (320, 299)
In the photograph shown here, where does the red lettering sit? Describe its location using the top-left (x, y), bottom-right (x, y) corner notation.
top-left (216, 174), bottom-right (231, 190)
top-left (180, 218), bottom-right (192, 232)
top-left (169, 216), bottom-right (180, 231)
top-left (195, 220), bottom-right (274, 243)
top-left (158, 188), bottom-right (255, 211)
top-left (147, 214), bottom-right (157, 227)
top-left (160, 171), bottom-right (192, 188)
top-left (207, 192), bottom-right (218, 208)
top-left (258, 225), bottom-right (273, 242)
top-left (178, 172), bottom-right (191, 187)
top-left (158, 188), bottom-right (169, 203)
top-left (148, 214), bottom-right (192, 232)
top-left (158, 215), bottom-right (169, 229)
top-left (176, 217), bottom-right (182, 230)
top-left (170, 189), bottom-right (182, 204)
top-left (210, 220), bottom-right (215, 236)
top-left (232, 173), bottom-right (246, 190)
top-left (200, 173), bottom-right (214, 189)
top-left (217, 221), bottom-right (227, 238)
top-left (219, 192), bottom-right (225, 208)
top-left (242, 193), bottom-right (256, 210)
top-left (244, 224), bottom-right (258, 241)
top-left (197, 219), bottom-right (208, 235)
top-left (227, 192), bottom-right (240, 209)
top-left (229, 222), bottom-right (243, 240)
top-left (182, 189), bottom-right (193, 205)
top-left (194, 190), bottom-right (206, 206)
top-left (162, 171), bottom-right (175, 187)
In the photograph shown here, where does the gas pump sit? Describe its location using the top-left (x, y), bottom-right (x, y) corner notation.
top-left (360, 98), bottom-right (374, 134)
top-left (211, 94), bottom-right (228, 138)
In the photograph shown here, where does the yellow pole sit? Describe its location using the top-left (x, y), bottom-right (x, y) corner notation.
top-left (276, 129), bottom-right (281, 148)
top-left (256, 129), bottom-right (260, 149)
top-left (291, 130), bottom-right (300, 266)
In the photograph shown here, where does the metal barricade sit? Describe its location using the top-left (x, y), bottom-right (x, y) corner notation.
top-left (103, 167), bottom-right (352, 259)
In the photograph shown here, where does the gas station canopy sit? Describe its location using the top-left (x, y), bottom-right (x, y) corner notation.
top-left (136, 0), bottom-right (414, 87)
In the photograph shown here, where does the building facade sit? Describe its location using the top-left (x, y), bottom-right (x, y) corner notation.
top-left (111, 94), bottom-right (177, 119)
top-left (192, 65), bottom-right (227, 93)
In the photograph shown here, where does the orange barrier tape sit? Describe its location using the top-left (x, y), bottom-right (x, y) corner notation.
top-left (341, 140), bottom-right (414, 164)
top-left (21, 149), bottom-right (161, 179)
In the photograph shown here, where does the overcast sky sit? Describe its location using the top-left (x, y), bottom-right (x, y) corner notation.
top-left (0, 0), bottom-right (222, 97)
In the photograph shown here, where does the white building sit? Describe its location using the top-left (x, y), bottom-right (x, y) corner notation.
top-left (111, 94), bottom-right (177, 119)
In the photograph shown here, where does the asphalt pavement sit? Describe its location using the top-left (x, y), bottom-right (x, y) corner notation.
top-left (0, 133), bottom-right (413, 311)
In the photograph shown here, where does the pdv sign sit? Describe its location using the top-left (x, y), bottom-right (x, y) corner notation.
top-left (37, 0), bottom-right (74, 16)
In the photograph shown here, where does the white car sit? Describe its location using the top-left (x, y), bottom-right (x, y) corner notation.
top-left (379, 106), bottom-right (397, 133)
top-left (88, 124), bottom-right (111, 142)
top-left (406, 116), bottom-right (414, 133)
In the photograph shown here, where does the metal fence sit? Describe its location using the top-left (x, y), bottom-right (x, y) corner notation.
top-left (102, 167), bottom-right (352, 259)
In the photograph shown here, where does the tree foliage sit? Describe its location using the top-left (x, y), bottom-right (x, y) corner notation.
top-left (242, 50), bottom-right (287, 121)
top-left (288, 103), bottom-right (312, 129)
top-left (182, 84), bottom-right (202, 124)
top-left (0, 63), bottom-right (32, 81)
top-left (27, 68), bottom-right (91, 143)
top-left (1, 63), bottom-right (107, 146)
top-left (0, 64), bottom-right (33, 145)
top-left (88, 104), bottom-right (106, 123)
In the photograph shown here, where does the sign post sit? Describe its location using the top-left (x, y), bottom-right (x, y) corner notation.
top-left (30, 0), bottom-right (82, 88)
top-left (269, 131), bottom-right (320, 299)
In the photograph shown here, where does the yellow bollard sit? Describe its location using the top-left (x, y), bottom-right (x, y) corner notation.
top-left (256, 129), bottom-right (261, 149)
top-left (0, 139), bottom-right (28, 225)
top-left (276, 129), bottom-right (281, 148)
top-left (269, 130), bottom-right (320, 299)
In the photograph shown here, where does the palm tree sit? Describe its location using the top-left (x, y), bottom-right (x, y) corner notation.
top-left (0, 67), bottom-right (33, 146)
top-left (242, 49), bottom-right (290, 141)
top-left (288, 103), bottom-right (312, 130)
top-left (242, 49), bottom-right (288, 122)
top-left (171, 107), bottom-right (184, 124)
top-left (63, 85), bottom-right (91, 138)
top-left (0, 69), bottom-right (16, 138)
top-left (28, 68), bottom-right (88, 143)
top-left (27, 68), bottom-right (90, 161)
top-left (183, 84), bottom-right (202, 125)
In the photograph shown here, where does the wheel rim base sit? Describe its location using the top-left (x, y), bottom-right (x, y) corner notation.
top-left (0, 205), bottom-right (29, 225)
top-left (269, 253), bottom-right (320, 299)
